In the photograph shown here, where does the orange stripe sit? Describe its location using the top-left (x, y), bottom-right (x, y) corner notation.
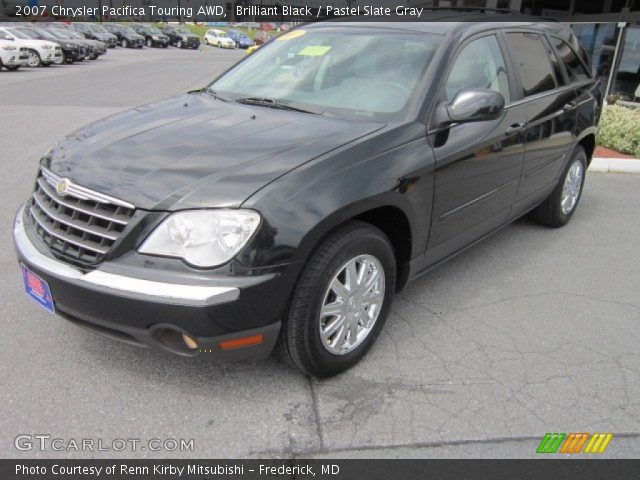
top-left (560, 434), bottom-right (575, 453)
top-left (572, 433), bottom-right (589, 453)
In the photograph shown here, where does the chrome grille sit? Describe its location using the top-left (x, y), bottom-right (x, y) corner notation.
top-left (28, 168), bottom-right (135, 268)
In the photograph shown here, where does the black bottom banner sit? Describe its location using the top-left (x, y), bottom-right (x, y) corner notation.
top-left (1, 459), bottom-right (639, 480)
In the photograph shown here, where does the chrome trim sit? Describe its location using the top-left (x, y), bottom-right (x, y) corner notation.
top-left (29, 204), bottom-right (109, 255)
top-left (32, 193), bottom-right (118, 241)
top-left (14, 206), bottom-right (240, 307)
top-left (37, 177), bottom-right (130, 225)
top-left (41, 167), bottom-right (135, 209)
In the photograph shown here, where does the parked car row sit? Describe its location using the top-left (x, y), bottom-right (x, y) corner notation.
top-left (204, 28), bottom-right (255, 49)
top-left (0, 22), bottom-right (205, 72)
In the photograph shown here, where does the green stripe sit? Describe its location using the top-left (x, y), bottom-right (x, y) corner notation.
top-left (537, 433), bottom-right (566, 453)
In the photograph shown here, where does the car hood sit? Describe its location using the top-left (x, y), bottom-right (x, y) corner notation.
top-left (43, 93), bottom-right (384, 211)
top-left (14, 39), bottom-right (57, 49)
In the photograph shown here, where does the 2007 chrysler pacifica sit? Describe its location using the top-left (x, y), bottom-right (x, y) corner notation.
top-left (14, 22), bottom-right (601, 377)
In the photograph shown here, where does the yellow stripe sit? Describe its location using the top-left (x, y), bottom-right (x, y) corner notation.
top-left (584, 434), bottom-right (598, 453)
top-left (598, 434), bottom-right (613, 453)
top-left (590, 433), bottom-right (605, 453)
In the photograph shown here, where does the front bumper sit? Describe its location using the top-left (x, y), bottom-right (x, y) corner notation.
top-left (62, 48), bottom-right (83, 61)
top-left (13, 205), bottom-right (284, 361)
top-left (2, 53), bottom-right (27, 66)
top-left (150, 37), bottom-right (170, 47)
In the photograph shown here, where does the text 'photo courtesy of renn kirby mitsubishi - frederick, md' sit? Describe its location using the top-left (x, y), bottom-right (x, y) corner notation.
top-left (2, 0), bottom-right (640, 477)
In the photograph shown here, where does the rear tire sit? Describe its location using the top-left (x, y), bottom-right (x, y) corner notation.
top-left (532, 146), bottom-right (587, 228)
top-left (278, 221), bottom-right (396, 377)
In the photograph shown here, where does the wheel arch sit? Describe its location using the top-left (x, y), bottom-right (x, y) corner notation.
top-left (293, 194), bottom-right (416, 293)
top-left (576, 130), bottom-right (597, 166)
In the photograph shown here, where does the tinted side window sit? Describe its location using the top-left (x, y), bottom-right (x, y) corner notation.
top-left (445, 35), bottom-right (510, 103)
top-left (550, 37), bottom-right (590, 83)
top-left (544, 38), bottom-right (566, 87)
top-left (506, 32), bottom-right (556, 97)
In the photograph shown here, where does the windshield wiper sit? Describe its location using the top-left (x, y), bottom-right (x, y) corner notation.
top-left (234, 97), bottom-right (321, 115)
top-left (202, 89), bottom-right (230, 102)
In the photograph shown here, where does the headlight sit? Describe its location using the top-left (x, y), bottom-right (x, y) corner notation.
top-left (151, 35), bottom-right (159, 40)
top-left (138, 210), bottom-right (260, 268)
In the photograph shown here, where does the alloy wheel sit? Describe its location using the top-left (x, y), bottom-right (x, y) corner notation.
top-left (28, 50), bottom-right (40, 67)
top-left (319, 254), bottom-right (385, 355)
top-left (561, 159), bottom-right (584, 215)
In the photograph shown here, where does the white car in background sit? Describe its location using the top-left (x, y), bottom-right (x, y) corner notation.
top-left (204, 29), bottom-right (235, 49)
top-left (0, 27), bottom-right (62, 67)
top-left (0, 31), bottom-right (28, 71)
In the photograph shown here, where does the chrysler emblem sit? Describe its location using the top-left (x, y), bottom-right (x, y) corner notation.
top-left (56, 179), bottom-right (70, 196)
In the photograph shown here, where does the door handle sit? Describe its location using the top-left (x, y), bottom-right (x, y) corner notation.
top-left (563, 101), bottom-right (577, 112)
top-left (505, 123), bottom-right (525, 135)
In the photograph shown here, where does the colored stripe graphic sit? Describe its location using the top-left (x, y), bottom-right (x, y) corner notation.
top-left (537, 433), bottom-right (566, 453)
top-left (584, 433), bottom-right (613, 453)
top-left (559, 433), bottom-right (589, 453)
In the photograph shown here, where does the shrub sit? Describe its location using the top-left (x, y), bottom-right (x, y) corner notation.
top-left (597, 105), bottom-right (640, 157)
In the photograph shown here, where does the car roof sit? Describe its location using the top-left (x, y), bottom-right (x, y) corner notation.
top-left (304, 18), bottom-right (569, 37)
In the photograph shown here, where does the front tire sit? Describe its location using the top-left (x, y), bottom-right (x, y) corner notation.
top-left (27, 49), bottom-right (41, 67)
top-left (121, 39), bottom-right (128, 48)
top-left (279, 221), bottom-right (396, 377)
top-left (532, 146), bottom-right (587, 228)
top-left (5, 65), bottom-right (20, 71)
top-left (176, 40), bottom-right (183, 49)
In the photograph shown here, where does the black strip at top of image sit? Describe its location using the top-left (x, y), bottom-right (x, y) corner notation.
top-left (1, 0), bottom-right (639, 24)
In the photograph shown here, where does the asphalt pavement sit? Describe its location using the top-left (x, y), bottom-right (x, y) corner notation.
top-left (1, 46), bottom-right (639, 459)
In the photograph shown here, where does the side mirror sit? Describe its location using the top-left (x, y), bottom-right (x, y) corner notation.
top-left (434, 89), bottom-right (505, 127)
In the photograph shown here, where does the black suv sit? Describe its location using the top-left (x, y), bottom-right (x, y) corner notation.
top-left (130, 24), bottom-right (170, 48)
top-left (102, 24), bottom-right (145, 48)
top-left (14, 26), bottom-right (87, 63)
top-left (14, 22), bottom-right (600, 377)
top-left (72, 23), bottom-right (117, 48)
top-left (161, 25), bottom-right (200, 49)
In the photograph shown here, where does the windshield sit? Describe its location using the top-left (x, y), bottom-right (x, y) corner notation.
top-left (209, 27), bottom-right (440, 120)
top-left (8, 29), bottom-right (30, 39)
top-left (15, 28), bottom-right (38, 39)
top-left (174, 28), bottom-right (191, 35)
top-left (35, 29), bottom-right (56, 40)
top-left (147, 27), bottom-right (161, 34)
top-left (90, 25), bottom-right (108, 34)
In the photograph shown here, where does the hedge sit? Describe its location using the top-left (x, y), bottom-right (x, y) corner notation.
top-left (597, 105), bottom-right (640, 157)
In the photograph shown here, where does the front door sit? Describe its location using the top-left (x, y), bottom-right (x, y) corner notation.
top-left (426, 33), bottom-right (526, 261)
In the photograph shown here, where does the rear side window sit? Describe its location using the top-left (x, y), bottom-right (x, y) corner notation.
top-left (506, 32), bottom-right (556, 97)
top-left (445, 35), bottom-right (510, 103)
top-left (550, 37), bottom-right (591, 83)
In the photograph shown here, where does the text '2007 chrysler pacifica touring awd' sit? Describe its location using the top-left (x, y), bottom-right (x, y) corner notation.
top-left (14, 22), bottom-right (601, 377)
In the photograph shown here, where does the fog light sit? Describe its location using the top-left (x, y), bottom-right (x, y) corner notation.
top-left (181, 333), bottom-right (198, 350)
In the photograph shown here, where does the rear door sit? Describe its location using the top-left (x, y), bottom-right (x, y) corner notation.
top-left (426, 32), bottom-right (526, 258)
top-left (504, 31), bottom-right (578, 210)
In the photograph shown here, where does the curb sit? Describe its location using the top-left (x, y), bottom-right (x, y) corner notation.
top-left (589, 157), bottom-right (640, 173)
